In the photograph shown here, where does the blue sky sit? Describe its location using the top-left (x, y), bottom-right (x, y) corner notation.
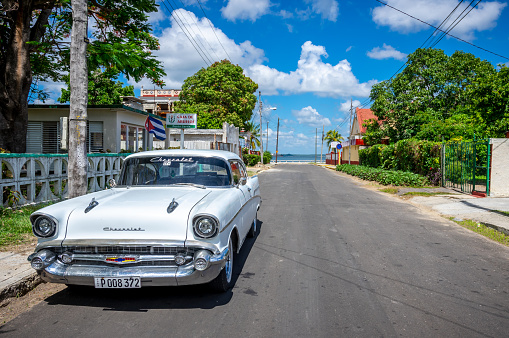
top-left (42, 0), bottom-right (509, 154)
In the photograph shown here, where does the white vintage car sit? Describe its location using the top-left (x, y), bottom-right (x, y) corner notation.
top-left (28, 150), bottom-right (261, 292)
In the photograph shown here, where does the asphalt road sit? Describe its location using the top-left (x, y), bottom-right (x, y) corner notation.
top-left (2, 164), bottom-right (509, 337)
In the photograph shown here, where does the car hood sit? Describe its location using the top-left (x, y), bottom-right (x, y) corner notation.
top-left (63, 187), bottom-right (210, 243)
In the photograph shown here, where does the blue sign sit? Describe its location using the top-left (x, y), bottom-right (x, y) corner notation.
top-left (336, 143), bottom-right (342, 150)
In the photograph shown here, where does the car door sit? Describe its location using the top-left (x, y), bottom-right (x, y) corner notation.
top-left (229, 160), bottom-right (252, 238)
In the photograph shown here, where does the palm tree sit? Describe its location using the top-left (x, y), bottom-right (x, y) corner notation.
top-left (243, 121), bottom-right (261, 151)
top-left (324, 129), bottom-right (343, 149)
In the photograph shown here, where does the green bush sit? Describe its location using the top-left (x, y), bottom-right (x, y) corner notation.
top-left (336, 164), bottom-right (429, 187)
top-left (243, 154), bottom-right (260, 166)
top-left (359, 139), bottom-right (440, 183)
top-left (263, 151), bottom-right (272, 164)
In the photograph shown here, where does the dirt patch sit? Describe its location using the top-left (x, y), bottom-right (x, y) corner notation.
top-left (0, 282), bottom-right (66, 326)
top-left (0, 236), bottom-right (37, 255)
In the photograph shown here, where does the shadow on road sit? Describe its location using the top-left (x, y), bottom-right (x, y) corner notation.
top-left (42, 221), bottom-right (263, 312)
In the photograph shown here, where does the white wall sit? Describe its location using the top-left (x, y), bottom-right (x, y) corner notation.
top-left (490, 138), bottom-right (509, 197)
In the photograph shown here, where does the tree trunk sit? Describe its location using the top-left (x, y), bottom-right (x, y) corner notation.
top-left (0, 1), bottom-right (34, 153)
top-left (0, 1), bottom-right (54, 153)
top-left (68, 0), bottom-right (88, 198)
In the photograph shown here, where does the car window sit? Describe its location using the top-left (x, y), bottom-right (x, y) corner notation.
top-left (119, 156), bottom-right (232, 187)
top-left (229, 160), bottom-right (246, 185)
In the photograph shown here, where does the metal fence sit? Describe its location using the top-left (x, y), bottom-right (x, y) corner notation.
top-left (1, 153), bottom-right (128, 207)
top-left (441, 138), bottom-right (491, 195)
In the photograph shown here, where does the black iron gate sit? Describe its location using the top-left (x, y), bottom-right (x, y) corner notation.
top-left (441, 138), bottom-right (491, 195)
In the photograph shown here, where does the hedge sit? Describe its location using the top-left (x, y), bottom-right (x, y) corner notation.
top-left (336, 164), bottom-right (429, 187)
top-left (359, 139), bottom-right (441, 185)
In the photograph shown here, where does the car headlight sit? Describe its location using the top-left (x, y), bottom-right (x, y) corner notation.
top-left (193, 215), bottom-right (219, 238)
top-left (32, 215), bottom-right (57, 238)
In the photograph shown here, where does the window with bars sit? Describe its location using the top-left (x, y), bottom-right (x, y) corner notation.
top-left (27, 121), bottom-right (103, 154)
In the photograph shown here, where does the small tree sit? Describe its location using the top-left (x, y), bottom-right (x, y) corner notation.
top-left (58, 68), bottom-right (135, 105)
top-left (324, 130), bottom-right (343, 149)
top-left (176, 60), bottom-right (258, 129)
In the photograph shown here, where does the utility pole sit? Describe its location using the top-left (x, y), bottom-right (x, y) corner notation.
top-left (68, 0), bottom-right (88, 198)
top-left (266, 121), bottom-right (269, 153)
top-left (348, 99), bottom-right (352, 165)
top-left (320, 125), bottom-right (324, 163)
top-left (259, 91), bottom-right (263, 164)
top-left (275, 118), bottom-right (280, 164)
top-left (315, 128), bottom-right (317, 163)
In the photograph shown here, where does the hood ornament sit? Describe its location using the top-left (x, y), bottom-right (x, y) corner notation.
top-left (167, 198), bottom-right (179, 214)
top-left (85, 198), bottom-right (99, 213)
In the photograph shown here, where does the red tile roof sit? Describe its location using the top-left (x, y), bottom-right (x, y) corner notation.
top-left (356, 108), bottom-right (378, 134)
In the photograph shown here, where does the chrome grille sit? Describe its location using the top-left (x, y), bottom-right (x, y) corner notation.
top-left (61, 246), bottom-right (197, 255)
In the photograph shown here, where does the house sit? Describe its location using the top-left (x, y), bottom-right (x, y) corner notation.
top-left (26, 90), bottom-right (241, 156)
top-left (341, 107), bottom-right (378, 165)
top-left (27, 103), bottom-right (163, 154)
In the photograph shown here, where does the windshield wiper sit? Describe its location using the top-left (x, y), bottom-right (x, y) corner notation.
top-left (170, 183), bottom-right (206, 189)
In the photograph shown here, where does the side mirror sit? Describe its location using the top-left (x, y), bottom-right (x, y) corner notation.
top-left (108, 178), bottom-right (117, 188)
top-left (239, 177), bottom-right (247, 186)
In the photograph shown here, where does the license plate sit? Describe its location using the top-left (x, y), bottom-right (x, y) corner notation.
top-left (94, 277), bottom-right (141, 288)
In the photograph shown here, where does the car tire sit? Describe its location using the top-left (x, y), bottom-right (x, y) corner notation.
top-left (247, 212), bottom-right (257, 238)
top-left (210, 239), bottom-right (234, 293)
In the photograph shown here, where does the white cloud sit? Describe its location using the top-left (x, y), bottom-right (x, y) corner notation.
top-left (339, 100), bottom-right (361, 113)
top-left (367, 44), bottom-right (407, 61)
top-left (293, 106), bottom-right (331, 127)
top-left (346, 46), bottom-right (353, 52)
top-left (372, 0), bottom-right (507, 40)
top-left (131, 9), bottom-right (266, 90)
top-left (246, 41), bottom-right (376, 98)
top-left (305, 0), bottom-right (339, 21)
top-left (221, 0), bottom-right (272, 22)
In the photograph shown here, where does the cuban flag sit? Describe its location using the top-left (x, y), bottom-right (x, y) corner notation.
top-left (145, 115), bottom-right (166, 141)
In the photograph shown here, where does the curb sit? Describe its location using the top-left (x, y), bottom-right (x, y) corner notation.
top-left (0, 273), bottom-right (42, 304)
top-left (479, 221), bottom-right (509, 237)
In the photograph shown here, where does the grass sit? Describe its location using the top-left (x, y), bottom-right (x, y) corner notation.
top-left (0, 203), bottom-right (52, 248)
top-left (450, 218), bottom-right (509, 247)
top-left (379, 187), bottom-right (398, 194)
top-left (496, 210), bottom-right (509, 217)
top-left (402, 192), bottom-right (451, 197)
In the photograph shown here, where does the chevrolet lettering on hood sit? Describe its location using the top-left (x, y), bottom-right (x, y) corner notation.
top-left (103, 227), bottom-right (145, 231)
top-left (27, 149), bottom-right (261, 293)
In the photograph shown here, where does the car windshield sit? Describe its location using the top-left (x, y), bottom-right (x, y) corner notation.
top-left (118, 156), bottom-right (232, 187)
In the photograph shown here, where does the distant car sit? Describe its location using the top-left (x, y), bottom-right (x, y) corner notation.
top-left (28, 150), bottom-right (261, 292)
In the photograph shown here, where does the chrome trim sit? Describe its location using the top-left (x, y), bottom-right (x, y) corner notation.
top-left (37, 247), bottom-right (228, 287)
top-left (84, 197), bottom-right (99, 213)
top-left (60, 239), bottom-right (186, 247)
top-left (220, 194), bottom-right (262, 234)
top-left (193, 214), bottom-right (220, 239)
top-left (167, 198), bottom-right (179, 213)
top-left (71, 254), bottom-right (194, 263)
top-left (31, 213), bottom-right (59, 238)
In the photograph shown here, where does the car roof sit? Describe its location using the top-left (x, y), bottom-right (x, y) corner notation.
top-left (125, 149), bottom-right (242, 161)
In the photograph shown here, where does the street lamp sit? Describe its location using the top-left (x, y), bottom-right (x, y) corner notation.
top-left (260, 106), bottom-right (276, 164)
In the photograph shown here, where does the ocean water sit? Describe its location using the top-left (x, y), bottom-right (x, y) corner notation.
top-left (271, 154), bottom-right (326, 162)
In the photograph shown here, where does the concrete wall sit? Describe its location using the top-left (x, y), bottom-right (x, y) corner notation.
top-left (490, 138), bottom-right (509, 197)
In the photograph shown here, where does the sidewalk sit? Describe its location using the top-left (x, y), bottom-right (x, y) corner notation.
top-left (319, 164), bottom-right (509, 235)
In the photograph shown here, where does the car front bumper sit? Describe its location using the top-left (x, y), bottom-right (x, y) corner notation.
top-left (29, 248), bottom-right (228, 287)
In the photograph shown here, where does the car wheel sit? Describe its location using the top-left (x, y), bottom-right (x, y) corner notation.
top-left (247, 212), bottom-right (257, 238)
top-left (210, 239), bottom-right (234, 292)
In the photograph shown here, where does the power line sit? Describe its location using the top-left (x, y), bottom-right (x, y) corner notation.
top-left (352, 0), bottom-right (495, 114)
top-left (196, 0), bottom-right (232, 61)
top-left (167, 0), bottom-right (214, 64)
top-left (160, 0), bottom-right (211, 66)
top-left (174, 0), bottom-right (222, 62)
top-left (431, 0), bottom-right (482, 48)
top-left (374, 0), bottom-right (509, 60)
